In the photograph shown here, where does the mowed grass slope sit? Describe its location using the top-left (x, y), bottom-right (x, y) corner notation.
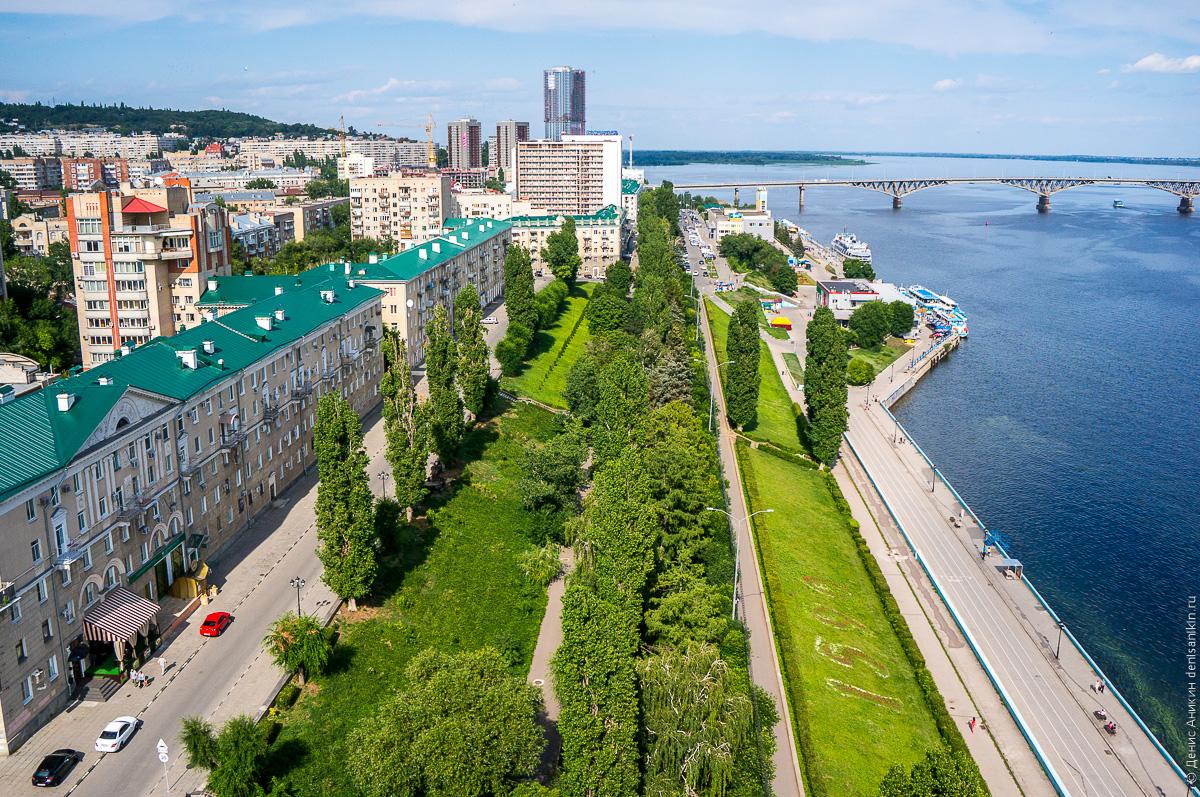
top-left (267, 402), bottom-right (560, 794)
top-left (738, 444), bottom-right (940, 794)
top-left (502, 282), bottom-right (595, 408)
top-left (706, 298), bottom-right (800, 452)
top-left (849, 340), bottom-right (909, 381)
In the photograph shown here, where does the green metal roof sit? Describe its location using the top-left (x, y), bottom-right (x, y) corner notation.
top-left (196, 267), bottom-right (337, 309)
top-left (349, 217), bottom-right (510, 282)
top-left (621, 179), bottom-right (641, 195)
top-left (509, 204), bottom-right (622, 227)
top-left (0, 278), bottom-right (382, 502)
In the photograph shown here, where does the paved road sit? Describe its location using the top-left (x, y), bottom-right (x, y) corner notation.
top-left (845, 393), bottom-right (1184, 796)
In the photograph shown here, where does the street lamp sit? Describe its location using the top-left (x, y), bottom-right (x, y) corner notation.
top-left (378, 470), bottom-right (390, 496)
top-left (1055, 621), bottom-right (1065, 660)
top-left (289, 576), bottom-right (305, 617)
top-left (708, 360), bottom-right (734, 432)
top-left (706, 506), bottom-right (775, 620)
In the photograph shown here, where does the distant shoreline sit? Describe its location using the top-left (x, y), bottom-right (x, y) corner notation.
top-left (640, 149), bottom-right (1200, 169)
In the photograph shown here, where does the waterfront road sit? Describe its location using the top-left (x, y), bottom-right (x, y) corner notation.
top-left (845, 392), bottom-right (1184, 796)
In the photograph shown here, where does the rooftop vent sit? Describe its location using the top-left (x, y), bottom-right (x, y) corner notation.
top-left (217, 358), bottom-right (225, 368)
top-left (274, 285), bottom-right (284, 296)
top-left (462, 230), bottom-right (470, 240)
top-left (97, 376), bottom-right (114, 386)
top-left (0, 385), bottom-right (14, 405)
top-left (56, 392), bottom-right (76, 412)
top-left (320, 289), bottom-right (336, 304)
top-left (368, 252), bottom-right (379, 264)
top-left (348, 279), bottom-right (356, 289)
top-left (274, 308), bottom-right (285, 322)
top-left (202, 340), bottom-right (215, 355)
top-left (344, 262), bottom-right (351, 276)
top-left (487, 220), bottom-right (493, 228)
top-left (256, 316), bottom-right (273, 331)
top-left (418, 249), bottom-right (428, 260)
top-left (448, 234), bottom-right (458, 244)
top-left (478, 223), bottom-right (486, 232)
top-left (328, 263), bottom-right (336, 272)
top-left (177, 349), bottom-right (199, 370)
top-left (432, 242), bottom-right (441, 254)
top-left (202, 310), bottom-right (215, 322)
top-left (207, 278), bottom-right (218, 291)
top-left (120, 344), bottom-right (131, 358)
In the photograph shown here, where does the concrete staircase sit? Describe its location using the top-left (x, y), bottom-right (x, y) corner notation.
top-left (79, 677), bottom-right (121, 704)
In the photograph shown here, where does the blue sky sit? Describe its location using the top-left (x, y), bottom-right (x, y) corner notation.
top-left (0, 1), bottom-right (1198, 156)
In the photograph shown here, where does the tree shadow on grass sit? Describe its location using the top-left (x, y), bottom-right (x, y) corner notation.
top-left (324, 640), bottom-right (357, 676)
top-left (259, 737), bottom-right (309, 783)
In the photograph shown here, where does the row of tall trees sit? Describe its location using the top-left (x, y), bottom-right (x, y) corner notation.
top-left (553, 188), bottom-right (777, 796)
top-left (495, 242), bottom-right (571, 376)
top-left (724, 300), bottom-right (762, 429)
top-left (804, 306), bottom-right (850, 464)
top-left (717, 232), bottom-right (798, 295)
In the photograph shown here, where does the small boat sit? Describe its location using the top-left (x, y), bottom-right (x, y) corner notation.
top-left (1112, 200), bottom-right (1125, 209)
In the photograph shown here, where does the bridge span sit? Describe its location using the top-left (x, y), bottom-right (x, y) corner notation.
top-left (671, 177), bottom-right (1200, 213)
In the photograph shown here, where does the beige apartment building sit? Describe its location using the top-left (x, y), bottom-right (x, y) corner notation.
top-left (199, 218), bottom-right (510, 365)
top-left (0, 277), bottom-right (383, 754)
top-left (450, 189), bottom-right (533, 221)
top-left (11, 215), bottom-right (69, 256)
top-left (494, 120), bottom-right (529, 177)
top-left (66, 187), bottom-right (233, 368)
top-left (0, 158), bottom-right (63, 191)
top-left (513, 134), bottom-right (622, 215)
top-left (509, 205), bottom-right (623, 280)
top-left (349, 171), bottom-right (451, 250)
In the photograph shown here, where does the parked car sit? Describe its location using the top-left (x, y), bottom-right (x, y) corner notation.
top-left (481, 316), bottom-right (499, 325)
top-left (94, 717), bottom-right (140, 753)
top-left (199, 611), bottom-right (232, 637)
top-left (31, 749), bottom-right (82, 787)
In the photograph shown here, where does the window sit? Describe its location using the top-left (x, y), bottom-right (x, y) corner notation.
top-left (25, 499), bottom-right (36, 522)
top-left (121, 526), bottom-right (130, 543)
top-left (104, 532), bottom-right (113, 554)
top-left (82, 547), bottom-right (93, 571)
top-left (83, 583), bottom-right (96, 607)
top-left (165, 453), bottom-right (174, 474)
top-left (190, 408), bottom-right (199, 424)
top-left (42, 618), bottom-right (53, 641)
top-left (22, 676), bottom-right (33, 704)
top-left (185, 507), bottom-right (193, 526)
top-left (15, 637), bottom-right (28, 663)
top-left (60, 566), bottom-right (71, 587)
top-left (36, 579), bottom-right (48, 603)
top-left (204, 399), bottom-right (213, 415)
top-left (10, 601), bottom-right (21, 623)
top-left (50, 486), bottom-right (60, 506)
top-left (104, 566), bottom-right (119, 589)
top-left (99, 496), bottom-right (108, 517)
top-left (94, 462), bottom-right (104, 480)
top-left (63, 601), bottom-right (75, 625)
top-left (214, 485), bottom-right (221, 505)
top-left (48, 654), bottom-right (59, 681)
top-left (140, 542), bottom-right (150, 564)
top-left (77, 510), bottom-right (87, 533)
top-left (31, 538), bottom-right (42, 564)
top-left (112, 451), bottom-right (121, 470)
top-left (73, 472), bottom-right (81, 492)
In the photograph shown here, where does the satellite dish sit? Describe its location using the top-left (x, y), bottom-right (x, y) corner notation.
top-left (406, 299), bottom-right (414, 308)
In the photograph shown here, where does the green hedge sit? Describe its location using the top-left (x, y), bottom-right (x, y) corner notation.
top-left (820, 470), bottom-right (986, 790)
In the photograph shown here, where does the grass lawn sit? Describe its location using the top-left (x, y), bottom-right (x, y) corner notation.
top-left (783, 352), bottom-right (804, 386)
top-left (706, 298), bottom-right (800, 452)
top-left (737, 443), bottom-right (941, 794)
top-left (848, 340), bottom-right (909, 380)
top-left (266, 401), bottom-right (561, 794)
top-left (502, 283), bottom-right (596, 408)
top-left (720, 288), bottom-right (791, 340)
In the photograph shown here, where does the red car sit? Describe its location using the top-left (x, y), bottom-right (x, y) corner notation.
top-left (199, 611), bottom-right (232, 637)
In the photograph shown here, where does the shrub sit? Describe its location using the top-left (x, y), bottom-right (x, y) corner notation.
top-left (847, 358), bottom-right (874, 385)
top-left (496, 322), bottom-right (533, 375)
top-left (520, 542), bottom-right (563, 588)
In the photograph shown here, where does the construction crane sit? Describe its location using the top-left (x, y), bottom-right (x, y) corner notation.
top-left (425, 113), bottom-right (437, 168)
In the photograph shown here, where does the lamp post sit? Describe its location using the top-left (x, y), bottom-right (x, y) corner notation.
top-left (705, 506), bottom-right (774, 620)
top-left (289, 576), bottom-right (305, 617)
top-left (378, 470), bottom-right (389, 497)
top-left (1055, 621), bottom-right (1065, 660)
top-left (708, 360), bottom-right (734, 432)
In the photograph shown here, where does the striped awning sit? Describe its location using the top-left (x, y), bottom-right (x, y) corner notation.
top-left (83, 587), bottom-right (160, 647)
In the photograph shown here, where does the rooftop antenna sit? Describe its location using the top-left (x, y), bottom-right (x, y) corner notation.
top-left (628, 134), bottom-right (634, 169)
top-left (339, 115), bottom-right (347, 157)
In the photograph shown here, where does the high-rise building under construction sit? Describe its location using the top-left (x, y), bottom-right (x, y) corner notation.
top-left (543, 66), bottom-right (586, 140)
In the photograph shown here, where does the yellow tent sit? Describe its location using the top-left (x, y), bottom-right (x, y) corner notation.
top-left (769, 316), bottom-right (792, 330)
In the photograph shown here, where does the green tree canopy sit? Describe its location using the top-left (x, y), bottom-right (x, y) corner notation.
top-left (454, 284), bottom-right (490, 418)
top-left (381, 333), bottom-right (429, 520)
top-left (542, 216), bottom-right (582, 287)
top-left (843, 258), bottom-right (876, 280)
top-left (586, 283), bottom-right (630, 333)
top-left (347, 647), bottom-right (545, 797)
top-left (244, 177), bottom-right (277, 189)
top-left (503, 244), bottom-right (538, 332)
top-left (847, 357), bottom-right (875, 386)
top-left (877, 747), bottom-right (988, 796)
top-left (178, 714), bottom-right (269, 797)
top-left (725, 300), bottom-right (761, 429)
top-left (804, 306), bottom-right (849, 464)
top-left (888, 300), bottom-right (916, 338)
top-left (849, 300), bottom-right (892, 349)
top-left (262, 611), bottom-right (332, 685)
top-left (425, 304), bottom-right (464, 463)
top-left (606, 259), bottom-right (633, 296)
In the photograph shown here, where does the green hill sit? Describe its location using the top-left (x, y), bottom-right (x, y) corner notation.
top-left (0, 101), bottom-right (333, 139)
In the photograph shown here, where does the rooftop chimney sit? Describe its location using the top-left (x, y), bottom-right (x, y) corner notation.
top-left (202, 340), bottom-right (215, 354)
top-left (348, 279), bottom-right (356, 289)
top-left (0, 385), bottom-right (14, 405)
top-left (274, 308), bottom-right (285, 322)
top-left (487, 220), bottom-right (493, 228)
top-left (256, 316), bottom-right (273, 331)
top-left (177, 349), bottom-right (199, 370)
top-left (202, 310), bottom-right (215, 322)
top-left (56, 392), bottom-right (76, 412)
top-left (97, 376), bottom-right (114, 386)
top-left (462, 230), bottom-right (470, 240)
top-left (120, 344), bottom-right (131, 358)
top-left (274, 285), bottom-right (284, 296)
top-left (418, 249), bottom-right (428, 260)
top-left (320, 289), bottom-right (335, 303)
top-left (207, 278), bottom-right (218, 291)
top-left (368, 252), bottom-right (379, 264)
top-left (344, 262), bottom-right (351, 276)
top-left (432, 242), bottom-right (441, 253)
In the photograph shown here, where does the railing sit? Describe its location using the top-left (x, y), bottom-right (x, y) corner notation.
top-left (113, 492), bottom-right (148, 523)
top-left (218, 429), bottom-right (247, 449)
top-left (262, 403), bottom-right (279, 421)
top-left (53, 541), bottom-right (90, 568)
top-left (291, 382), bottom-right (313, 399)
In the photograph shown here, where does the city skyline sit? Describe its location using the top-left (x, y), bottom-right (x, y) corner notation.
top-left (0, 2), bottom-right (1196, 157)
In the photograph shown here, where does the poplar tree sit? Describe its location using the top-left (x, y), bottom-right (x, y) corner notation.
top-left (804, 306), bottom-right (849, 464)
top-left (314, 392), bottom-right (377, 611)
top-left (453, 284), bottom-right (490, 418)
top-left (542, 216), bottom-right (582, 287)
top-left (381, 331), bottom-right (428, 522)
top-left (725, 300), bottom-right (761, 429)
top-left (503, 243), bottom-right (538, 331)
top-left (425, 304), bottom-right (464, 464)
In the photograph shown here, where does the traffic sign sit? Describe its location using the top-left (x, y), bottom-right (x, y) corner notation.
top-left (158, 752), bottom-right (169, 764)
top-left (156, 738), bottom-right (169, 755)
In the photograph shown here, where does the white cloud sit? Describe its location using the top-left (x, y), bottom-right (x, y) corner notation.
top-left (483, 77), bottom-right (521, 92)
top-left (336, 77), bottom-right (452, 103)
top-left (1096, 68), bottom-right (1111, 75)
top-left (933, 78), bottom-right (963, 92)
top-left (1122, 53), bottom-right (1200, 74)
top-left (766, 110), bottom-right (797, 123)
top-left (0, 89), bottom-right (30, 102)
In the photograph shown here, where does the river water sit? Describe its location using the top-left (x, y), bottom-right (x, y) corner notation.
top-left (645, 155), bottom-right (1200, 763)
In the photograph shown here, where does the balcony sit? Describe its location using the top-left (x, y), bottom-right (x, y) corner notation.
top-left (113, 491), bottom-right (149, 524)
top-left (218, 429), bottom-right (248, 450)
top-left (291, 381), bottom-right (313, 400)
top-left (263, 402), bottom-right (280, 421)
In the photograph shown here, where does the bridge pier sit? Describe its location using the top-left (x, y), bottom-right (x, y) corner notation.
top-left (733, 187), bottom-right (739, 208)
top-left (1037, 194), bottom-right (1052, 213)
top-left (891, 195), bottom-right (903, 210)
top-left (1179, 196), bottom-right (1194, 214)
top-left (797, 185), bottom-right (805, 212)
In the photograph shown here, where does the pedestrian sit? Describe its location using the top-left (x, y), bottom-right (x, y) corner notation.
top-left (980, 547), bottom-right (987, 561)
top-left (969, 717), bottom-right (976, 733)
top-left (1098, 681), bottom-right (1105, 694)
top-left (130, 668), bottom-right (142, 688)
top-left (1092, 680), bottom-right (1099, 693)
top-left (158, 656), bottom-right (168, 676)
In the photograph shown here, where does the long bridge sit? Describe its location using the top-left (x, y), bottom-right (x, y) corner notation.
top-left (671, 177), bottom-right (1200, 213)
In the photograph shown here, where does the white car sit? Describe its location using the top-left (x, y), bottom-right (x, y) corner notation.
top-left (481, 316), bottom-right (499, 325)
top-left (95, 716), bottom-right (140, 753)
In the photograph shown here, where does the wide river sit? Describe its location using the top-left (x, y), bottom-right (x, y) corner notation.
top-left (645, 155), bottom-right (1200, 763)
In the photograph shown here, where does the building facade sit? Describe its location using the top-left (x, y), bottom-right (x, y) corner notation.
top-left (229, 213), bottom-right (283, 259)
top-left (0, 132), bottom-right (182, 159)
top-left (450, 189), bottom-right (533, 221)
top-left (513, 134), bottom-right (622, 216)
top-left (543, 66), bottom-right (586, 140)
top-left (10, 215), bottom-right (70, 257)
top-left (446, 119), bottom-right (482, 170)
top-left (0, 277), bottom-right (382, 754)
top-left (494, 121), bottom-right (529, 176)
top-left (348, 171), bottom-right (451, 249)
top-left (66, 188), bottom-right (233, 368)
top-left (0, 158), bottom-right (63, 191)
top-left (509, 205), bottom-right (622, 280)
top-left (171, 169), bottom-right (316, 192)
top-left (621, 178), bottom-right (641, 225)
